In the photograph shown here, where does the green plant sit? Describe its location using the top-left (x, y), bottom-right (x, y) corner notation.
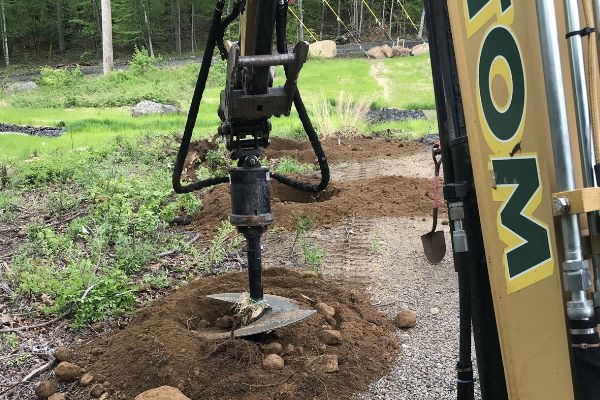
top-left (275, 157), bottom-right (314, 175)
top-left (205, 148), bottom-right (232, 176)
top-left (129, 46), bottom-right (157, 76)
top-left (142, 270), bottom-right (171, 289)
top-left (39, 66), bottom-right (83, 87)
top-left (6, 353), bottom-right (31, 367)
top-left (312, 92), bottom-right (371, 138)
top-left (294, 215), bottom-right (325, 272)
top-left (370, 233), bottom-right (382, 255)
top-left (0, 333), bottom-right (20, 352)
top-left (200, 221), bottom-right (243, 270)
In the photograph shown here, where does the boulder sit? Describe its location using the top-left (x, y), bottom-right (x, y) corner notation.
top-left (380, 44), bottom-right (393, 58)
top-left (306, 354), bottom-right (339, 373)
top-left (393, 310), bottom-right (417, 329)
top-left (318, 329), bottom-right (342, 345)
top-left (35, 380), bottom-right (58, 398)
top-left (263, 354), bottom-right (285, 370)
top-left (411, 43), bottom-right (430, 56)
top-left (6, 81), bottom-right (37, 92)
top-left (54, 361), bottom-right (82, 382)
top-left (131, 101), bottom-right (183, 117)
top-left (392, 46), bottom-right (412, 57)
top-left (134, 386), bottom-right (191, 400)
top-left (263, 342), bottom-right (283, 355)
top-left (309, 40), bottom-right (337, 59)
top-left (367, 46), bottom-right (387, 59)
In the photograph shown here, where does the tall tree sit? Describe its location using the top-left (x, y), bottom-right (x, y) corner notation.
top-left (139, 0), bottom-right (154, 57)
top-left (171, 0), bottom-right (181, 55)
top-left (297, 0), bottom-right (304, 41)
top-left (336, 0), bottom-right (340, 36)
top-left (101, 0), bottom-right (113, 75)
top-left (56, 0), bottom-right (66, 52)
top-left (191, 1), bottom-right (195, 52)
top-left (1, 0), bottom-right (9, 66)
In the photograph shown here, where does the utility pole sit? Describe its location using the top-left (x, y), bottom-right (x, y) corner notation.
top-left (101, 0), bottom-right (113, 75)
top-left (0, 0), bottom-right (9, 67)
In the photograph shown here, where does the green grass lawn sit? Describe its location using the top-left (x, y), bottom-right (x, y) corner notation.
top-left (0, 55), bottom-right (436, 161)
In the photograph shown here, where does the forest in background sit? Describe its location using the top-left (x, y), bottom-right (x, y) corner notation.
top-left (0, 0), bottom-right (424, 67)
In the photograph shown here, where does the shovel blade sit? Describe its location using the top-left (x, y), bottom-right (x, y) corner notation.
top-left (207, 293), bottom-right (316, 337)
top-left (421, 231), bottom-right (446, 264)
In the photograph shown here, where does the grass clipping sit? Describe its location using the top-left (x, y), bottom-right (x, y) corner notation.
top-left (233, 292), bottom-right (271, 326)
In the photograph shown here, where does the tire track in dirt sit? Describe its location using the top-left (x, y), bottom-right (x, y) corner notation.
top-left (331, 152), bottom-right (434, 181)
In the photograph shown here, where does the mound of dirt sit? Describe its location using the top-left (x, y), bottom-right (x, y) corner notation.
top-left (192, 175), bottom-right (434, 235)
top-left (265, 136), bottom-right (423, 164)
top-left (75, 268), bottom-right (398, 400)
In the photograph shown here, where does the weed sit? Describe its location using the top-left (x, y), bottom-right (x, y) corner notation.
top-left (312, 92), bottom-right (371, 138)
top-left (142, 270), bottom-right (171, 289)
top-left (0, 333), bottom-right (19, 352)
top-left (129, 46), bottom-right (158, 76)
top-left (200, 221), bottom-right (243, 271)
top-left (6, 353), bottom-right (31, 367)
top-left (205, 148), bottom-right (232, 176)
top-left (370, 233), bottom-right (382, 255)
top-left (274, 157), bottom-right (314, 175)
top-left (294, 215), bottom-right (325, 272)
top-left (0, 162), bottom-right (9, 189)
top-left (39, 65), bottom-right (84, 87)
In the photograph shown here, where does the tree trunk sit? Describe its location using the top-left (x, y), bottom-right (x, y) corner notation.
top-left (56, 0), bottom-right (66, 52)
top-left (171, 0), bottom-right (181, 56)
top-left (92, 0), bottom-right (102, 56)
top-left (319, 0), bottom-right (325, 40)
top-left (382, 0), bottom-right (385, 26)
top-left (0, 0), bottom-right (8, 67)
top-left (336, 0), bottom-right (341, 37)
top-left (418, 8), bottom-right (425, 39)
top-left (389, 0), bottom-right (393, 38)
top-left (297, 0), bottom-right (304, 41)
top-left (191, 2), bottom-right (195, 52)
top-left (101, 0), bottom-right (113, 75)
top-left (140, 0), bottom-right (155, 58)
top-left (358, 0), bottom-right (363, 39)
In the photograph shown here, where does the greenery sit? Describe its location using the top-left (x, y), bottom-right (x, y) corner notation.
top-left (274, 157), bottom-right (315, 175)
top-left (295, 215), bottom-right (326, 272)
top-left (199, 221), bottom-right (242, 271)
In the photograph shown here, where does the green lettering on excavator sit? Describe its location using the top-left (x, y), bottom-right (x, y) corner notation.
top-left (466, 0), bottom-right (512, 20)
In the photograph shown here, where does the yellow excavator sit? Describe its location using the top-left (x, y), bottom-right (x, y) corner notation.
top-left (172, 0), bottom-right (600, 398)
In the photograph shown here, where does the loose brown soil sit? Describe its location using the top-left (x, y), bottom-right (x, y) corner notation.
top-left (75, 268), bottom-right (398, 400)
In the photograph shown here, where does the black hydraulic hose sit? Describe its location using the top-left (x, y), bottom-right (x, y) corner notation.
top-left (172, 0), bottom-right (240, 194)
top-left (272, 0), bottom-right (330, 193)
top-left (456, 252), bottom-right (475, 400)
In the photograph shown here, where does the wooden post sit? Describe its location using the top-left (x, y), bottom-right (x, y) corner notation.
top-left (101, 0), bottom-right (113, 75)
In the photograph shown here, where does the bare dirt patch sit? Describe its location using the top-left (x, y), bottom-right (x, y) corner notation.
top-left (74, 268), bottom-right (398, 400)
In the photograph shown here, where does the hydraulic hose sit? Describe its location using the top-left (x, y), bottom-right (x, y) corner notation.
top-left (172, 0), bottom-right (240, 194)
top-left (272, 0), bottom-right (330, 193)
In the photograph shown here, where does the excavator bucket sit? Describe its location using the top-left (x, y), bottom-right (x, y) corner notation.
top-left (207, 293), bottom-right (316, 337)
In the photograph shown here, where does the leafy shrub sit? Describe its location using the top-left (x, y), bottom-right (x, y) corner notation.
top-left (129, 46), bottom-right (157, 76)
top-left (275, 157), bottom-right (314, 175)
top-left (39, 66), bottom-right (83, 87)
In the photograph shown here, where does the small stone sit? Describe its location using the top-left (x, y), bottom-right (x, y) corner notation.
top-left (430, 307), bottom-right (440, 315)
top-left (441, 220), bottom-right (449, 225)
top-left (91, 322), bottom-right (103, 331)
top-left (263, 354), bottom-right (285, 370)
top-left (35, 380), bottom-right (58, 398)
top-left (315, 302), bottom-right (335, 318)
top-left (295, 346), bottom-right (304, 355)
top-left (90, 347), bottom-right (104, 356)
top-left (41, 294), bottom-right (54, 307)
top-left (53, 346), bottom-right (73, 362)
top-left (306, 355), bottom-right (339, 373)
top-left (215, 316), bottom-right (233, 329)
top-left (283, 344), bottom-right (294, 355)
top-left (263, 342), bottom-right (283, 355)
top-left (325, 316), bottom-right (336, 326)
top-left (48, 394), bottom-right (66, 400)
top-left (54, 361), bottom-right (82, 381)
top-left (16, 227), bottom-right (27, 238)
top-left (80, 373), bottom-right (94, 386)
top-left (90, 383), bottom-right (106, 398)
top-left (318, 329), bottom-right (342, 345)
top-left (393, 310), bottom-right (417, 329)
top-left (134, 386), bottom-right (191, 400)
top-left (197, 320), bottom-right (210, 329)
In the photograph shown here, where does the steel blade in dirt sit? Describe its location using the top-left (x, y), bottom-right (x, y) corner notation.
top-left (421, 231), bottom-right (446, 264)
top-left (207, 293), bottom-right (316, 337)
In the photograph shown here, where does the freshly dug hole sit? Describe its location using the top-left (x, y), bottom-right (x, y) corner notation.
top-left (75, 268), bottom-right (398, 400)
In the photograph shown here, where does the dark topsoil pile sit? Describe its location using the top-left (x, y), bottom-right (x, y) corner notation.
top-left (185, 137), bottom-right (436, 235)
top-left (75, 268), bottom-right (399, 400)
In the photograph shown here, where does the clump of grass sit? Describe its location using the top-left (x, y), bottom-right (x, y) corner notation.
top-left (274, 157), bottom-right (314, 175)
top-left (294, 215), bottom-right (326, 272)
top-left (199, 220), bottom-right (243, 271)
top-left (312, 91), bottom-right (372, 138)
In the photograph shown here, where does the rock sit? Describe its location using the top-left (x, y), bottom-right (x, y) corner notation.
top-left (367, 46), bottom-right (387, 59)
top-left (306, 355), bottom-right (339, 373)
top-left (197, 319), bottom-right (210, 329)
top-left (392, 46), bottom-right (412, 57)
top-left (35, 380), bottom-right (58, 398)
top-left (16, 227), bottom-right (27, 238)
top-left (283, 343), bottom-right (295, 355)
top-left (41, 294), bottom-right (55, 307)
top-left (315, 302), bottom-right (335, 318)
top-left (411, 42), bottom-right (430, 56)
top-left (53, 346), bottom-right (73, 362)
top-left (380, 44), bottom-right (393, 58)
top-left (318, 329), bottom-right (342, 345)
top-left (263, 354), bottom-right (285, 370)
top-left (134, 386), bottom-right (191, 400)
top-left (48, 394), bottom-right (67, 400)
top-left (215, 316), bottom-right (234, 329)
top-left (430, 307), bottom-right (440, 315)
top-left (263, 342), bottom-right (283, 355)
top-left (131, 100), bottom-right (183, 117)
top-left (80, 373), bottom-right (95, 386)
top-left (54, 361), bottom-right (82, 381)
top-left (309, 40), bottom-right (337, 59)
top-left (90, 347), bottom-right (104, 356)
top-left (6, 81), bottom-right (37, 92)
top-left (393, 310), bottom-right (417, 329)
top-left (90, 383), bottom-right (106, 398)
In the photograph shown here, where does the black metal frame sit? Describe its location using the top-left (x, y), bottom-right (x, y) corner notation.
top-left (424, 1), bottom-right (509, 399)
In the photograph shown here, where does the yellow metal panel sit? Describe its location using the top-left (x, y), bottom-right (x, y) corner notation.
top-left (553, 188), bottom-right (600, 216)
top-left (446, 2), bottom-right (574, 399)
